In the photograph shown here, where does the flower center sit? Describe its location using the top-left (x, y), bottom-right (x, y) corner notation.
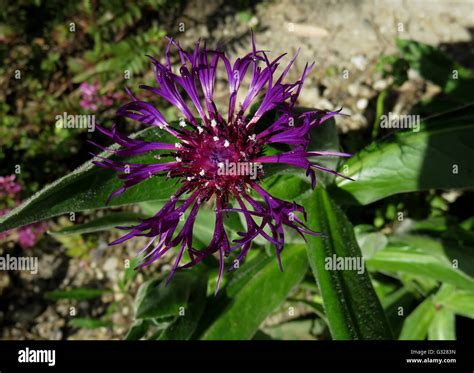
top-left (174, 123), bottom-right (263, 193)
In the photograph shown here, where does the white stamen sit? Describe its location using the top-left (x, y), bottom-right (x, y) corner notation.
top-left (248, 134), bottom-right (256, 141)
top-left (175, 157), bottom-right (182, 162)
top-left (187, 176), bottom-right (194, 181)
top-left (213, 136), bottom-right (219, 142)
top-left (211, 119), bottom-right (217, 127)
top-left (179, 119), bottom-right (186, 127)
top-left (175, 142), bottom-right (182, 148)
top-left (197, 126), bottom-right (204, 134)
top-left (224, 140), bottom-right (230, 148)
top-left (199, 169), bottom-right (205, 176)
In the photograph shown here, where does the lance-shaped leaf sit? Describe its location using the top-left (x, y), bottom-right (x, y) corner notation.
top-left (0, 127), bottom-right (180, 233)
top-left (334, 105), bottom-right (474, 205)
top-left (399, 296), bottom-right (436, 340)
top-left (127, 267), bottom-right (209, 340)
top-left (306, 187), bottom-right (392, 340)
top-left (196, 245), bottom-right (308, 340)
top-left (134, 270), bottom-right (201, 320)
top-left (158, 270), bottom-right (208, 340)
top-left (51, 212), bottom-right (146, 235)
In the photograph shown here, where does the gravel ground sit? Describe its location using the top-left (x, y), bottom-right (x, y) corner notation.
top-left (1, 0), bottom-right (473, 340)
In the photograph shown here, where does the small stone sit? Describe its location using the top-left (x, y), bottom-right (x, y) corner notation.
top-left (356, 98), bottom-right (368, 110)
top-left (347, 83), bottom-right (359, 97)
top-left (104, 257), bottom-right (118, 273)
top-left (373, 80), bottom-right (388, 91)
top-left (408, 68), bottom-right (421, 80)
top-left (351, 55), bottom-right (368, 71)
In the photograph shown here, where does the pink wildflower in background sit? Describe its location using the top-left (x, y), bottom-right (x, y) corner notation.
top-left (0, 175), bottom-right (47, 248)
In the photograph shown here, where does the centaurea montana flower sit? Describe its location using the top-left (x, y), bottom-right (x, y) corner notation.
top-left (92, 36), bottom-right (352, 292)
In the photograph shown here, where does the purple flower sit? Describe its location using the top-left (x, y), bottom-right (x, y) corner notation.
top-left (93, 36), bottom-right (351, 292)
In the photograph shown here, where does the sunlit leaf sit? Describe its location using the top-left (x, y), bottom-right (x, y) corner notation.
top-left (306, 188), bottom-right (392, 339)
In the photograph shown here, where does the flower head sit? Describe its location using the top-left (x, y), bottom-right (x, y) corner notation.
top-left (93, 36), bottom-right (351, 292)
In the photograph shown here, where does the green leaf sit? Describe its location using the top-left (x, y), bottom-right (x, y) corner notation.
top-left (260, 174), bottom-right (310, 202)
top-left (158, 270), bottom-right (208, 340)
top-left (354, 224), bottom-right (388, 259)
top-left (437, 290), bottom-right (474, 319)
top-left (134, 270), bottom-right (199, 320)
top-left (381, 287), bottom-right (418, 338)
top-left (0, 127), bottom-right (179, 233)
top-left (51, 212), bottom-right (146, 235)
top-left (334, 105), bottom-right (474, 205)
top-left (69, 318), bottom-right (112, 329)
top-left (119, 257), bottom-right (141, 292)
top-left (125, 319), bottom-right (151, 340)
top-left (428, 308), bottom-right (456, 340)
top-left (399, 296), bottom-right (436, 340)
top-left (127, 269), bottom-right (208, 341)
top-left (288, 297), bottom-right (327, 322)
top-left (400, 284), bottom-right (457, 340)
top-left (45, 288), bottom-right (108, 301)
top-left (197, 245), bottom-right (308, 340)
top-left (366, 235), bottom-right (474, 290)
top-left (306, 187), bottom-right (392, 340)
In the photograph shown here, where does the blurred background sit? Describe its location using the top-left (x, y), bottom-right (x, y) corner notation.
top-left (1, 0), bottom-right (473, 340)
